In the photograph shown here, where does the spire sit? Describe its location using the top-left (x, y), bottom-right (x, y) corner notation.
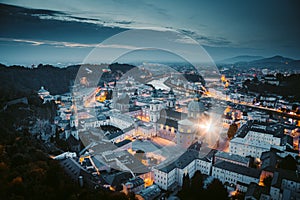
top-left (194, 92), bottom-right (202, 102)
top-left (152, 88), bottom-right (158, 98)
top-left (168, 88), bottom-right (174, 96)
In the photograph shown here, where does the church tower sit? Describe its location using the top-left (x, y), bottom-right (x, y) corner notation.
top-left (70, 111), bottom-right (78, 128)
top-left (166, 89), bottom-right (176, 109)
top-left (70, 110), bottom-right (79, 140)
top-left (149, 101), bottom-right (161, 123)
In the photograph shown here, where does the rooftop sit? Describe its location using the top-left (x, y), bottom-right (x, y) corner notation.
top-left (157, 118), bottom-right (178, 129)
top-left (115, 139), bottom-right (132, 148)
top-left (138, 184), bottom-right (161, 200)
top-left (157, 144), bottom-right (214, 173)
top-left (95, 149), bottom-right (150, 175)
top-left (101, 170), bottom-right (133, 189)
top-left (215, 151), bottom-right (250, 165)
top-left (160, 108), bottom-right (187, 121)
top-left (126, 177), bottom-right (144, 188)
top-left (236, 120), bottom-right (285, 138)
top-left (214, 161), bottom-right (261, 178)
top-left (178, 118), bottom-right (194, 126)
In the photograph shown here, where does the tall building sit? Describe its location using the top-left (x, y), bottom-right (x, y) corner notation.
top-left (166, 89), bottom-right (176, 109)
top-left (70, 111), bottom-right (79, 140)
top-left (176, 94), bottom-right (206, 148)
top-left (149, 101), bottom-right (162, 123)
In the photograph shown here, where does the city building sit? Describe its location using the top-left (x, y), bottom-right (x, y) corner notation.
top-left (270, 169), bottom-right (300, 200)
top-left (229, 120), bottom-right (292, 158)
top-left (212, 161), bottom-right (261, 186)
top-left (214, 151), bottom-right (250, 167)
top-left (153, 143), bottom-right (214, 191)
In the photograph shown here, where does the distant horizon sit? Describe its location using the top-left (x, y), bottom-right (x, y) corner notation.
top-left (1, 54), bottom-right (299, 68)
top-left (1, 1), bottom-right (300, 65)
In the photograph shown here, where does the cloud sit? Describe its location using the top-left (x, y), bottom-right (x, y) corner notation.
top-left (31, 11), bottom-right (135, 29)
top-left (196, 36), bottom-right (232, 46)
top-left (1, 2), bottom-right (232, 48)
top-left (177, 29), bottom-right (232, 47)
top-left (0, 37), bottom-right (138, 49)
top-left (13, 39), bottom-right (45, 46)
top-left (174, 35), bottom-right (198, 45)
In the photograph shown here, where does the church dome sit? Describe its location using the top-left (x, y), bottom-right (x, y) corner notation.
top-left (178, 119), bottom-right (194, 127)
top-left (188, 100), bottom-right (205, 113)
top-left (38, 86), bottom-right (49, 93)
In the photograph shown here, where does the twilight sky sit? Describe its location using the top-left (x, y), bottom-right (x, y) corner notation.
top-left (0, 0), bottom-right (299, 66)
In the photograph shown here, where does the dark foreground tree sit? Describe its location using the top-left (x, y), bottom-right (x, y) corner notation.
top-left (206, 178), bottom-right (229, 200)
top-left (177, 173), bottom-right (191, 199)
top-left (227, 123), bottom-right (238, 139)
top-left (190, 170), bottom-right (204, 195)
top-left (263, 175), bottom-right (273, 189)
top-left (278, 155), bottom-right (297, 171)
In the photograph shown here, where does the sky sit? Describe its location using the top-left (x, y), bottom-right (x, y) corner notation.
top-left (0, 0), bottom-right (299, 66)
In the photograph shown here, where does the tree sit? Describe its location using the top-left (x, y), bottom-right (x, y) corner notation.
top-left (263, 175), bottom-right (273, 189)
top-left (253, 76), bottom-right (259, 84)
top-left (227, 123), bottom-right (238, 139)
top-left (135, 150), bottom-right (145, 162)
top-left (190, 170), bottom-right (204, 195)
top-left (206, 178), bottom-right (229, 200)
top-left (276, 73), bottom-right (284, 81)
top-left (182, 173), bottom-right (190, 191)
top-left (177, 173), bottom-right (191, 199)
top-left (279, 155), bottom-right (297, 171)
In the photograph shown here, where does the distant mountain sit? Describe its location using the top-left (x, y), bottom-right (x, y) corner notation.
top-left (250, 55), bottom-right (294, 65)
top-left (218, 55), bottom-right (264, 64)
top-left (240, 55), bottom-right (300, 69)
top-left (218, 55), bottom-right (300, 69)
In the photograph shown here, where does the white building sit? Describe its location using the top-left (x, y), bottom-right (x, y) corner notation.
top-left (63, 111), bottom-right (79, 141)
top-left (166, 89), bottom-right (176, 109)
top-left (212, 161), bottom-right (260, 186)
top-left (153, 146), bottom-right (214, 191)
top-left (247, 111), bottom-right (269, 122)
top-left (177, 119), bottom-right (196, 148)
top-left (137, 123), bottom-right (155, 137)
top-left (229, 121), bottom-right (291, 158)
top-left (270, 170), bottom-right (300, 200)
top-left (38, 86), bottom-right (54, 103)
top-left (109, 112), bottom-right (135, 129)
top-left (38, 86), bottom-right (50, 99)
top-left (81, 117), bottom-right (110, 129)
top-left (149, 100), bottom-right (163, 123)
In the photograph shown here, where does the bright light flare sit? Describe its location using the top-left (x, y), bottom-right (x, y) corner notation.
top-left (198, 120), bottom-right (214, 133)
top-left (196, 114), bottom-right (223, 149)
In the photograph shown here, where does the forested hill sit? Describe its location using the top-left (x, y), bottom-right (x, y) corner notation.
top-left (0, 63), bottom-right (135, 105)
